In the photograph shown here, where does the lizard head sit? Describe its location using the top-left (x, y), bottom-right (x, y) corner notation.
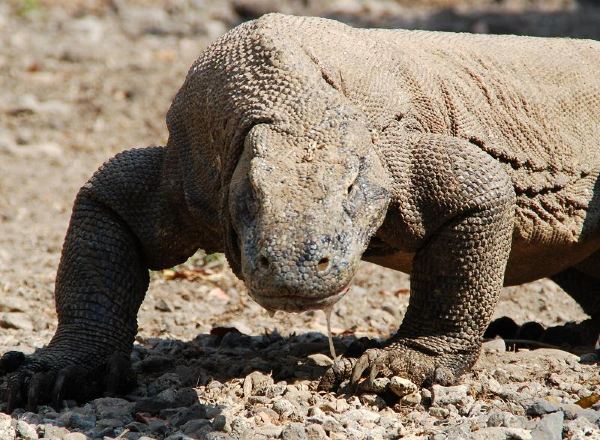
top-left (227, 119), bottom-right (390, 313)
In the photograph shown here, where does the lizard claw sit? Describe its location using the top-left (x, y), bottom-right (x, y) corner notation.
top-left (1, 349), bottom-right (136, 413)
top-left (319, 342), bottom-right (472, 394)
top-left (27, 371), bottom-right (56, 411)
top-left (0, 351), bottom-right (26, 374)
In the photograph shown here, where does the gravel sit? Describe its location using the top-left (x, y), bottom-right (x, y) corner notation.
top-left (1, 0), bottom-right (600, 439)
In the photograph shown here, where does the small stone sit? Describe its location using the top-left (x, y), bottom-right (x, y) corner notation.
top-left (168, 403), bottom-right (216, 427)
top-left (135, 387), bottom-right (198, 413)
top-left (256, 423), bottom-right (283, 437)
top-left (432, 384), bottom-right (469, 406)
top-left (470, 427), bottom-right (532, 440)
top-left (182, 419), bottom-right (211, 435)
top-left (0, 312), bottom-right (33, 330)
top-left (69, 412), bottom-right (97, 430)
top-left (148, 419), bottom-right (168, 435)
top-left (345, 408), bottom-right (380, 424)
top-left (359, 393), bottom-right (387, 409)
top-left (94, 397), bottom-right (135, 421)
top-left (429, 407), bottom-right (450, 418)
top-left (307, 353), bottom-right (334, 366)
top-left (155, 298), bottom-right (173, 312)
top-left (16, 420), bottom-right (38, 440)
top-left (0, 297), bottom-right (28, 312)
top-left (400, 391), bottom-right (422, 406)
top-left (147, 372), bottom-right (182, 395)
top-left (531, 411), bottom-right (564, 440)
top-left (421, 388), bottom-right (432, 405)
top-left (212, 414), bottom-right (228, 432)
top-left (487, 411), bottom-right (527, 428)
top-left (138, 354), bottom-right (174, 372)
top-left (43, 425), bottom-right (71, 439)
top-left (526, 399), bottom-right (559, 417)
top-left (561, 403), bottom-right (600, 423)
top-left (243, 370), bottom-right (274, 397)
top-left (273, 398), bottom-right (297, 419)
top-left (125, 421), bottom-right (149, 433)
top-left (0, 414), bottom-right (15, 440)
top-left (483, 338), bottom-right (507, 353)
top-left (306, 423), bottom-right (328, 440)
top-left (389, 376), bottom-right (417, 397)
top-left (281, 423), bottom-right (307, 440)
top-left (64, 434), bottom-right (89, 440)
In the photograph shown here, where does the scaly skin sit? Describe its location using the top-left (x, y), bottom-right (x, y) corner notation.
top-left (2, 14), bottom-right (600, 409)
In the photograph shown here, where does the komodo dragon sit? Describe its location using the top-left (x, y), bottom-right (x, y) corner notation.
top-left (2, 13), bottom-right (600, 411)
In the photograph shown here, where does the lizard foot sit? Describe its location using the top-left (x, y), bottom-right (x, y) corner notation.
top-left (0, 349), bottom-right (135, 413)
top-left (318, 342), bottom-right (474, 393)
top-left (486, 316), bottom-right (600, 348)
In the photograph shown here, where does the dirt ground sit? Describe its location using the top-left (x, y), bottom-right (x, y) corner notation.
top-left (1, 0), bottom-right (600, 439)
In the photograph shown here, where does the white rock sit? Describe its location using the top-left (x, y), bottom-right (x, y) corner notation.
top-left (432, 384), bottom-right (470, 407)
top-left (483, 338), bottom-right (507, 353)
top-left (0, 414), bottom-right (15, 440)
top-left (0, 312), bottom-right (33, 331)
top-left (389, 376), bottom-right (417, 397)
top-left (471, 427), bottom-right (532, 440)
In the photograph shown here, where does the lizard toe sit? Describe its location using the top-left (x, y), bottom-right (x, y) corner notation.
top-left (105, 352), bottom-right (136, 397)
top-left (27, 371), bottom-right (56, 411)
top-left (51, 364), bottom-right (91, 409)
top-left (6, 370), bottom-right (29, 413)
top-left (0, 351), bottom-right (26, 374)
top-left (1, 349), bottom-right (136, 412)
top-left (317, 356), bottom-right (355, 392)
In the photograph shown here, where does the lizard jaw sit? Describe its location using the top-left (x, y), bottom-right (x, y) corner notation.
top-left (252, 286), bottom-right (350, 313)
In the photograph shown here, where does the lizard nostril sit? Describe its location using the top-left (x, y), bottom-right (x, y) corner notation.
top-left (317, 257), bottom-right (331, 272)
top-left (259, 255), bottom-right (270, 270)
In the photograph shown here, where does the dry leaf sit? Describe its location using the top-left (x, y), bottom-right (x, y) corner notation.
top-left (575, 393), bottom-right (600, 408)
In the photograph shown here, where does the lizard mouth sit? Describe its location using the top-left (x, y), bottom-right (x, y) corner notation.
top-left (251, 286), bottom-right (350, 313)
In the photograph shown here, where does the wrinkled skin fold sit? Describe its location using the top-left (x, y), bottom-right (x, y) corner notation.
top-left (2, 13), bottom-right (600, 410)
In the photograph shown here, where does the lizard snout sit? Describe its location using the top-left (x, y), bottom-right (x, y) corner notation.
top-left (242, 233), bottom-right (356, 312)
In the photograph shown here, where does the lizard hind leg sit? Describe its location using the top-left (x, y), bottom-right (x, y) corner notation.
top-left (486, 263), bottom-right (600, 349)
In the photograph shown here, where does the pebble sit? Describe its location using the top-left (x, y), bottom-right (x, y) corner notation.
top-left (94, 397), bottom-right (135, 421)
top-left (389, 376), bottom-right (417, 397)
top-left (43, 425), bottom-right (71, 439)
top-left (0, 312), bottom-right (33, 330)
top-left (525, 399), bottom-right (559, 417)
top-left (400, 391), bottom-right (422, 406)
top-left (281, 423), bottom-right (307, 440)
top-left (429, 407), bottom-right (450, 418)
top-left (135, 387), bottom-right (198, 413)
top-left (307, 353), bottom-right (334, 367)
top-left (273, 398), bottom-right (298, 419)
top-left (63, 434), bottom-right (88, 440)
top-left (212, 414), bottom-right (228, 431)
top-left (306, 423), bottom-right (328, 439)
top-left (0, 414), bottom-right (15, 440)
top-left (243, 370), bottom-right (274, 397)
top-left (432, 384), bottom-right (470, 406)
top-left (487, 411), bottom-right (527, 428)
top-left (68, 412), bottom-right (97, 430)
top-left (531, 411), bottom-right (564, 440)
top-left (470, 427), bottom-right (532, 439)
top-left (483, 338), bottom-right (507, 353)
top-left (15, 420), bottom-right (38, 440)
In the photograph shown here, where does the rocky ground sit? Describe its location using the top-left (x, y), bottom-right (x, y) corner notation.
top-left (1, 0), bottom-right (600, 438)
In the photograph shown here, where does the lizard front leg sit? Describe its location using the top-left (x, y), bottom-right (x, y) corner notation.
top-left (0, 146), bottom-right (219, 411)
top-left (320, 134), bottom-right (515, 391)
